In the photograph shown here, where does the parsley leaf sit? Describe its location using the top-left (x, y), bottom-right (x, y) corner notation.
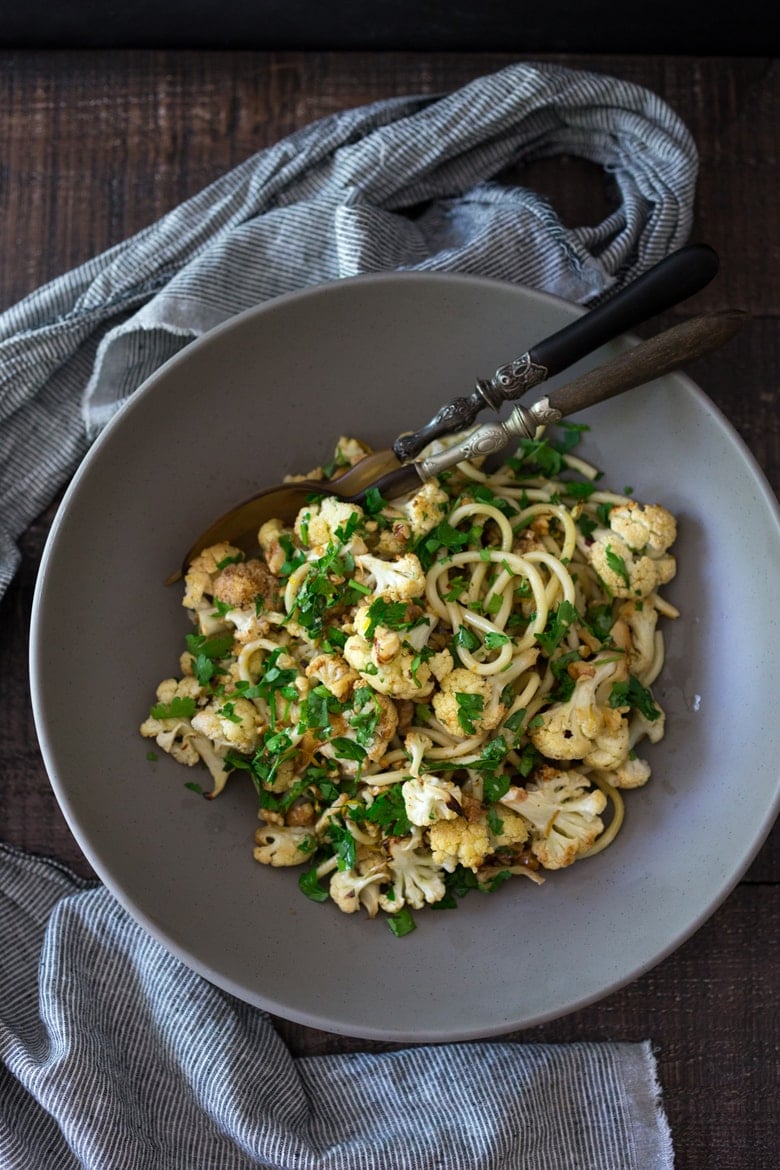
top-left (356, 784), bottom-right (411, 837)
top-left (363, 597), bottom-right (428, 640)
top-left (536, 600), bottom-right (578, 655)
top-left (326, 820), bottom-right (358, 871)
top-left (456, 692), bottom-right (484, 735)
top-left (298, 861), bottom-right (330, 903)
top-left (387, 906), bottom-right (417, 937)
top-left (605, 544), bottom-right (631, 587)
top-left (608, 675), bottom-right (661, 721)
top-left (329, 737), bottom-right (368, 763)
top-left (149, 696), bottom-right (197, 719)
top-left (484, 630), bottom-right (511, 649)
top-left (185, 632), bottom-right (234, 660)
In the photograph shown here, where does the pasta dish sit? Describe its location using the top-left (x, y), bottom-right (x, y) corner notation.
top-left (141, 425), bottom-right (679, 936)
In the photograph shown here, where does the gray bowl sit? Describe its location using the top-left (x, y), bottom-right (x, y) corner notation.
top-left (30, 272), bottom-right (780, 1041)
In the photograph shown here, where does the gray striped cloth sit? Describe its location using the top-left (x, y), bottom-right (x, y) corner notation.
top-left (0, 61), bottom-right (690, 1166)
top-left (1, 845), bottom-right (673, 1169)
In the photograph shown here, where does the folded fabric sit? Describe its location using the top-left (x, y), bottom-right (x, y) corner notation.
top-left (0, 59), bottom-right (697, 600)
top-left (0, 845), bottom-right (673, 1169)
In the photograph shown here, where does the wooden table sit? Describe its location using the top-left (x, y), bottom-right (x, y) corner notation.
top-left (1, 51), bottom-right (777, 1167)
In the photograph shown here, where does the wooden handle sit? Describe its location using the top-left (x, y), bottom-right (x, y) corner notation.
top-left (547, 310), bottom-right (748, 417)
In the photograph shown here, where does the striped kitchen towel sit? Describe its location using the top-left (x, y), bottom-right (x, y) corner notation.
top-left (0, 844), bottom-right (673, 1169)
top-left (0, 59), bottom-right (697, 600)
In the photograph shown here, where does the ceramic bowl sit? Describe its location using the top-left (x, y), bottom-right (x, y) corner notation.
top-left (31, 272), bottom-right (780, 1041)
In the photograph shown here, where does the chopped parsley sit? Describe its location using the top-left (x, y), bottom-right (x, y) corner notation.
top-left (455, 692), bottom-right (484, 735)
top-left (386, 906), bottom-right (416, 937)
top-left (605, 544), bottom-right (631, 587)
top-left (536, 600), bottom-right (578, 655)
top-left (364, 596), bottom-right (428, 640)
top-left (609, 675), bottom-right (661, 721)
top-left (149, 695), bottom-right (197, 720)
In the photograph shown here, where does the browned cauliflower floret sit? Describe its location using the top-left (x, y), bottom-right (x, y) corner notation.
top-left (608, 501), bottom-right (677, 557)
top-left (294, 497), bottom-right (367, 554)
top-left (377, 829), bottom-right (446, 910)
top-left (528, 657), bottom-right (630, 770)
top-left (318, 690), bottom-right (399, 775)
top-left (354, 552), bottom-right (427, 602)
top-left (253, 824), bottom-right (317, 866)
top-left (617, 599), bottom-right (660, 683)
top-left (191, 696), bottom-right (261, 756)
top-left (329, 847), bottom-right (389, 918)
top-left (432, 668), bottom-right (506, 737)
top-left (585, 502), bottom-right (677, 600)
top-left (305, 652), bottom-right (362, 702)
top-left (182, 542), bottom-right (244, 609)
top-left (489, 807), bottom-right (530, 850)
top-left (609, 756), bottom-right (653, 788)
top-left (258, 518), bottom-right (293, 576)
top-left (212, 557), bottom-right (280, 610)
top-left (375, 482), bottom-right (450, 555)
top-left (500, 765), bottom-right (606, 869)
top-left (333, 435), bottom-right (374, 468)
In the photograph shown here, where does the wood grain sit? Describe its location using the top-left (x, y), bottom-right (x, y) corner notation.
top-left (1, 50), bottom-right (778, 1168)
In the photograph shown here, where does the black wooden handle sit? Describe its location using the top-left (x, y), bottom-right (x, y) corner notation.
top-left (530, 244), bottom-right (719, 376)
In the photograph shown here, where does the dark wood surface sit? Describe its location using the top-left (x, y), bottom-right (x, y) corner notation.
top-left (1, 51), bottom-right (777, 1167)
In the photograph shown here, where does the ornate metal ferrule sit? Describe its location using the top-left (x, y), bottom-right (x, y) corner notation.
top-left (393, 352), bottom-right (550, 463)
top-left (475, 352), bottom-right (549, 410)
top-left (414, 395), bottom-right (562, 482)
top-left (508, 396), bottom-right (562, 435)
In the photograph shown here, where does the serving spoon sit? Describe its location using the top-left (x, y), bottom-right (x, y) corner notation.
top-left (167, 308), bottom-right (746, 583)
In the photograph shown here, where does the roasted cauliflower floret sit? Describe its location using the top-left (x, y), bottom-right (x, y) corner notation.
top-left (253, 824), bottom-right (317, 867)
top-left (488, 807), bottom-right (530, 850)
top-left (257, 518), bottom-right (294, 576)
top-left (402, 481), bottom-right (450, 535)
top-left (617, 600), bottom-right (661, 683)
top-left (609, 755), bottom-right (653, 789)
top-left (212, 557), bottom-right (280, 611)
top-left (354, 552), bottom-right (427, 602)
top-left (294, 497), bottom-right (367, 554)
top-left (428, 815), bottom-right (491, 873)
top-left (344, 625), bottom-right (448, 700)
top-left (329, 848), bottom-right (389, 918)
top-left (432, 668), bottom-right (506, 737)
top-left (182, 543), bottom-right (244, 609)
top-left (500, 766), bottom-right (606, 869)
top-left (375, 482), bottom-right (450, 554)
top-left (586, 502), bottom-right (676, 600)
top-left (399, 728), bottom-right (466, 826)
top-left (140, 677), bottom-right (204, 760)
top-left (528, 657), bottom-right (630, 770)
top-left (332, 435), bottom-right (373, 468)
top-left (304, 653), bottom-right (362, 703)
top-left (378, 829), bottom-right (446, 911)
top-left (140, 676), bottom-right (236, 796)
top-left (402, 774), bottom-right (463, 826)
top-left (191, 696), bottom-right (260, 755)
top-left (609, 501), bottom-right (677, 557)
top-left (318, 689), bottom-right (399, 775)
